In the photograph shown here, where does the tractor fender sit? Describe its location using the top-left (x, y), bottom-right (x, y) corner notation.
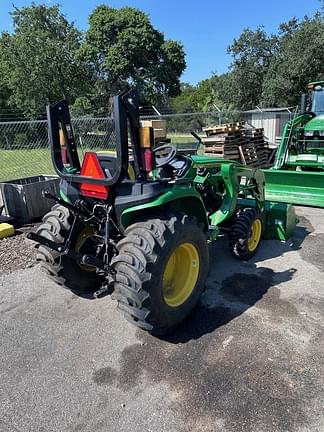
top-left (120, 185), bottom-right (209, 231)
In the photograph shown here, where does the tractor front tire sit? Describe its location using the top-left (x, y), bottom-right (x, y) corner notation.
top-left (35, 204), bottom-right (103, 293)
top-left (112, 213), bottom-right (209, 335)
top-left (229, 207), bottom-right (263, 260)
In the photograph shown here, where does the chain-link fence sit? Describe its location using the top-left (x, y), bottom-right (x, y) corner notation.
top-left (0, 108), bottom-right (292, 182)
top-left (140, 110), bottom-right (243, 152)
top-left (0, 117), bottom-right (116, 181)
top-left (141, 108), bottom-right (293, 147)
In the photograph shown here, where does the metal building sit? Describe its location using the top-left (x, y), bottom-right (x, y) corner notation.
top-left (243, 107), bottom-right (294, 145)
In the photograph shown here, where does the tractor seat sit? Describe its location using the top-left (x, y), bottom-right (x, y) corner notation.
top-left (96, 152), bottom-right (136, 180)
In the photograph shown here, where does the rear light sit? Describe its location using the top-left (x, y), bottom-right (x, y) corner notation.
top-left (80, 152), bottom-right (109, 199)
top-left (61, 147), bottom-right (68, 164)
top-left (142, 149), bottom-right (154, 172)
top-left (139, 127), bottom-right (154, 173)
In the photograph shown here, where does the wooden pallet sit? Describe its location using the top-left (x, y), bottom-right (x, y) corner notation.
top-left (202, 124), bottom-right (272, 168)
top-left (204, 143), bottom-right (241, 160)
top-left (203, 122), bottom-right (244, 136)
top-left (239, 144), bottom-right (258, 166)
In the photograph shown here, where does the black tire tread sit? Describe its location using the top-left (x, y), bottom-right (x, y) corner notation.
top-left (229, 207), bottom-right (263, 260)
top-left (112, 213), bottom-right (209, 334)
top-left (34, 205), bottom-right (102, 292)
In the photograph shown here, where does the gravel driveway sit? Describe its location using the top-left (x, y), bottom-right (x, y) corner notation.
top-left (0, 206), bottom-right (323, 432)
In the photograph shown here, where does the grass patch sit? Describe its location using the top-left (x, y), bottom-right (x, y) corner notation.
top-left (0, 149), bottom-right (55, 182)
top-left (0, 147), bottom-right (102, 181)
top-left (168, 133), bottom-right (200, 146)
top-left (0, 134), bottom-right (201, 182)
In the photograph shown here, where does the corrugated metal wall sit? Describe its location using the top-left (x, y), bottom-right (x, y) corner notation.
top-left (245, 111), bottom-right (291, 145)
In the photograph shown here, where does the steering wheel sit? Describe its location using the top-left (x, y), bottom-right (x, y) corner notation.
top-left (152, 144), bottom-right (177, 167)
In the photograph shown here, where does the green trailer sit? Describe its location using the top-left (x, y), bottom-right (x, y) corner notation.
top-left (264, 81), bottom-right (324, 207)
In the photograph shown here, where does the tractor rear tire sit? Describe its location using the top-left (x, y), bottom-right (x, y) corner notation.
top-left (229, 207), bottom-right (263, 260)
top-left (112, 213), bottom-right (209, 335)
top-left (35, 204), bottom-right (103, 293)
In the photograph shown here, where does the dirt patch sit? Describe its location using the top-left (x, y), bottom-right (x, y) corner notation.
top-left (0, 231), bottom-right (36, 275)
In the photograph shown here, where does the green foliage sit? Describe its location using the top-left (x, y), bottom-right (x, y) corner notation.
top-left (172, 8), bottom-right (324, 112)
top-left (170, 83), bottom-right (197, 113)
top-left (0, 83), bottom-right (12, 119)
top-left (225, 11), bottom-right (324, 109)
top-left (170, 73), bottom-right (238, 121)
top-left (0, 3), bottom-right (92, 118)
top-left (0, 3), bottom-right (185, 118)
top-left (1, 2), bottom-right (323, 118)
top-left (228, 27), bottom-right (278, 109)
top-left (79, 5), bottom-right (186, 107)
top-left (261, 14), bottom-right (324, 106)
top-left (70, 96), bottom-right (93, 117)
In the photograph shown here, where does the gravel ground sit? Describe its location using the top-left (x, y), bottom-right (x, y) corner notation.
top-left (0, 206), bottom-right (323, 432)
top-left (0, 229), bottom-right (36, 275)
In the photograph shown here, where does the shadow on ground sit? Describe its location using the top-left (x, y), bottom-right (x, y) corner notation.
top-left (70, 214), bottom-right (310, 300)
top-left (89, 213), bottom-right (321, 432)
top-left (65, 213), bottom-right (311, 344)
top-left (163, 265), bottom-right (296, 344)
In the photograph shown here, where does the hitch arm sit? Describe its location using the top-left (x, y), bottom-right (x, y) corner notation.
top-left (27, 231), bottom-right (113, 274)
top-left (28, 231), bottom-right (67, 253)
top-left (44, 191), bottom-right (92, 219)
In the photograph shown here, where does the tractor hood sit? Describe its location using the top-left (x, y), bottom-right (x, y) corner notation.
top-left (304, 114), bottom-right (324, 132)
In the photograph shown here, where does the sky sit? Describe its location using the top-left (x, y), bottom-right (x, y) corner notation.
top-left (0, 0), bottom-right (321, 84)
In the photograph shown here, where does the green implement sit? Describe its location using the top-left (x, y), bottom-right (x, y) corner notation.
top-left (265, 170), bottom-right (324, 207)
top-left (264, 80), bottom-right (324, 207)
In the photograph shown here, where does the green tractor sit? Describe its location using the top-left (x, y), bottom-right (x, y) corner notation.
top-left (28, 90), bottom-right (296, 335)
top-left (265, 80), bottom-right (324, 207)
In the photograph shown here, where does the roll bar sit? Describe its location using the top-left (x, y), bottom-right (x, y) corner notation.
top-left (47, 89), bottom-right (144, 186)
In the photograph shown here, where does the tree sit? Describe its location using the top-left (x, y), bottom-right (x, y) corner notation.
top-left (79, 5), bottom-right (186, 108)
top-left (0, 3), bottom-right (92, 118)
top-left (228, 27), bottom-right (278, 109)
top-left (194, 74), bottom-right (237, 112)
top-left (261, 13), bottom-right (324, 106)
top-left (170, 74), bottom-right (234, 112)
top-left (0, 80), bottom-right (12, 119)
top-left (169, 83), bottom-right (197, 113)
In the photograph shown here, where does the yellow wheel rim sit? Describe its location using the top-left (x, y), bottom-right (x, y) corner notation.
top-left (75, 226), bottom-right (96, 271)
top-left (162, 242), bottom-right (200, 307)
top-left (247, 219), bottom-right (262, 252)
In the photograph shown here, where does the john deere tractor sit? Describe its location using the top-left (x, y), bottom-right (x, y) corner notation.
top-left (265, 80), bottom-right (324, 207)
top-left (29, 90), bottom-right (295, 335)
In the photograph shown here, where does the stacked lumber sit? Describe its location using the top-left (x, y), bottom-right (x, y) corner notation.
top-left (202, 123), bottom-right (271, 168)
top-left (241, 128), bottom-right (270, 167)
top-left (203, 122), bottom-right (244, 137)
top-left (201, 123), bottom-right (244, 162)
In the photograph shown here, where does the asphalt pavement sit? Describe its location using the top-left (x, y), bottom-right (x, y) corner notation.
top-left (0, 206), bottom-right (323, 432)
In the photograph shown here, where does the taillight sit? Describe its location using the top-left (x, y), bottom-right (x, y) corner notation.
top-left (80, 152), bottom-right (109, 199)
top-left (142, 149), bottom-right (154, 172)
top-left (139, 126), bottom-right (154, 173)
top-left (61, 147), bottom-right (68, 164)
